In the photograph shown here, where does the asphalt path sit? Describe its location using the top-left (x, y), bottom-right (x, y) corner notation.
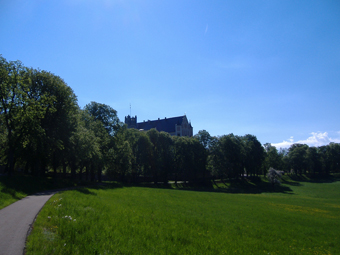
top-left (0, 191), bottom-right (57, 255)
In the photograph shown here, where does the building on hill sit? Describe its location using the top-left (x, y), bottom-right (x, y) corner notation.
top-left (125, 115), bottom-right (193, 137)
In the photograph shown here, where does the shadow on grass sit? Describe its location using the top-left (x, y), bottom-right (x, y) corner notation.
top-left (0, 175), bottom-right (60, 200)
top-left (280, 177), bottom-right (303, 186)
top-left (3, 173), bottom-right (338, 200)
top-left (1, 187), bottom-right (22, 200)
top-left (216, 179), bottom-right (293, 194)
top-left (75, 187), bottom-right (98, 195)
top-left (288, 174), bottom-right (340, 184)
top-left (132, 178), bottom-right (294, 195)
top-left (0, 174), bottom-right (92, 202)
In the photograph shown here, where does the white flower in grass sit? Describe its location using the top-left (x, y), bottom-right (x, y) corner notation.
top-left (73, 219), bottom-right (76, 222)
top-left (64, 243), bottom-right (66, 246)
top-left (47, 216), bottom-right (51, 219)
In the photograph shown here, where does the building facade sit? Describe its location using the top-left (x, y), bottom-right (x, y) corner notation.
top-left (125, 115), bottom-right (193, 137)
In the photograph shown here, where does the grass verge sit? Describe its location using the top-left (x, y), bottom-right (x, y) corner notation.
top-left (0, 174), bottom-right (87, 210)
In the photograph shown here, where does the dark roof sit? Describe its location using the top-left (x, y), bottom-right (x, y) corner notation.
top-left (136, 116), bottom-right (186, 133)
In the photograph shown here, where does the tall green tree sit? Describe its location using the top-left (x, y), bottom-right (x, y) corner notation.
top-left (135, 131), bottom-right (153, 181)
top-left (22, 68), bottom-right (78, 175)
top-left (209, 134), bottom-right (244, 179)
top-left (146, 129), bottom-right (173, 184)
top-left (287, 144), bottom-right (308, 174)
top-left (194, 130), bottom-right (212, 150)
top-left (68, 110), bottom-right (102, 180)
top-left (328, 143), bottom-right (340, 173)
top-left (84, 102), bottom-right (121, 181)
top-left (306, 146), bottom-right (321, 175)
top-left (84, 102), bottom-right (121, 136)
top-left (263, 143), bottom-right (282, 173)
top-left (242, 134), bottom-right (265, 177)
top-left (0, 56), bottom-right (25, 175)
top-left (107, 139), bottom-right (133, 182)
top-left (157, 131), bottom-right (174, 184)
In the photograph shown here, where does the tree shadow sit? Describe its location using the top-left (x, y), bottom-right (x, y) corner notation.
top-left (74, 187), bottom-right (97, 195)
top-left (215, 178), bottom-right (294, 194)
top-left (1, 187), bottom-right (22, 200)
top-left (288, 174), bottom-right (339, 184)
top-left (134, 178), bottom-right (294, 195)
top-left (280, 178), bottom-right (303, 186)
top-left (0, 175), bottom-right (126, 203)
top-left (91, 182), bottom-right (125, 190)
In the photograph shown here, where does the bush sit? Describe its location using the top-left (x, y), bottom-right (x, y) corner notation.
top-left (266, 167), bottom-right (282, 185)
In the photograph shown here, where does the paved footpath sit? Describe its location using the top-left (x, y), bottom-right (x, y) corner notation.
top-left (0, 191), bottom-right (57, 255)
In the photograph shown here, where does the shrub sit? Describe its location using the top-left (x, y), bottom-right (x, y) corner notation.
top-left (266, 167), bottom-right (282, 186)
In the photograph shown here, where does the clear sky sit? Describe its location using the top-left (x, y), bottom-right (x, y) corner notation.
top-left (1, 0), bottom-right (339, 148)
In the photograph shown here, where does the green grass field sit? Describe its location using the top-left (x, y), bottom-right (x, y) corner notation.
top-left (25, 176), bottom-right (340, 255)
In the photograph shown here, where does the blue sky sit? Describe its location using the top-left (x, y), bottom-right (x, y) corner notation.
top-left (1, 0), bottom-right (340, 148)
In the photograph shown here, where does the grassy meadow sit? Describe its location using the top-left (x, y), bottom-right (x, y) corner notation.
top-left (25, 176), bottom-right (340, 255)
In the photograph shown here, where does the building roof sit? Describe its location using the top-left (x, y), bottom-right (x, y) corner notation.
top-left (136, 116), bottom-right (187, 133)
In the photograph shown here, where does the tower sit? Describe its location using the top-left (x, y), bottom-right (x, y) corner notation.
top-left (125, 115), bottom-right (137, 128)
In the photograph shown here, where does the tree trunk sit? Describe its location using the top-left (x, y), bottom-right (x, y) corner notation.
top-left (85, 164), bottom-right (89, 181)
top-left (63, 162), bottom-right (67, 178)
top-left (97, 168), bottom-right (102, 182)
top-left (90, 164), bottom-right (95, 182)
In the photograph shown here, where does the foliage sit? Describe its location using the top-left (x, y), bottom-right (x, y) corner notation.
top-left (1, 55), bottom-right (340, 190)
top-left (242, 134), bottom-right (265, 176)
top-left (209, 134), bottom-right (245, 179)
top-left (0, 55), bottom-right (78, 176)
top-left (84, 101), bottom-right (121, 136)
top-left (266, 167), bottom-right (282, 186)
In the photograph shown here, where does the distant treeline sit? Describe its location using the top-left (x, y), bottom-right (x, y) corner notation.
top-left (1, 56), bottom-right (339, 182)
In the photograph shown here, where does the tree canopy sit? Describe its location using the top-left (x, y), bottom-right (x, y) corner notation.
top-left (1, 55), bottom-right (339, 183)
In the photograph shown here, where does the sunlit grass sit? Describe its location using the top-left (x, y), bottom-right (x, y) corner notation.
top-left (26, 178), bottom-right (340, 255)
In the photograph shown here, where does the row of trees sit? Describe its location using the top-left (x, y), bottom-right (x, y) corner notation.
top-left (0, 55), bottom-right (120, 180)
top-left (1, 55), bottom-right (339, 183)
top-left (263, 142), bottom-right (340, 175)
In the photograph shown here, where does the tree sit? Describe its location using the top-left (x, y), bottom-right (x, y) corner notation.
top-left (68, 110), bottom-right (102, 181)
top-left (107, 140), bottom-right (133, 182)
top-left (328, 143), bottom-right (340, 173)
top-left (157, 131), bottom-right (174, 184)
top-left (84, 102), bottom-right (121, 136)
top-left (194, 130), bottom-right (211, 181)
top-left (0, 56), bottom-right (25, 175)
top-left (306, 146), bottom-right (321, 176)
top-left (288, 144), bottom-right (308, 174)
top-left (194, 130), bottom-right (212, 150)
top-left (0, 56), bottom-right (79, 176)
top-left (190, 137), bottom-right (207, 181)
top-left (266, 167), bottom-right (282, 188)
top-left (84, 102), bottom-right (120, 181)
top-left (242, 134), bottom-right (265, 177)
top-left (23, 68), bottom-right (78, 175)
top-left (146, 129), bottom-right (173, 184)
top-left (135, 131), bottom-right (153, 181)
top-left (209, 134), bottom-right (244, 179)
top-left (263, 143), bottom-right (282, 173)
top-left (172, 136), bottom-right (192, 184)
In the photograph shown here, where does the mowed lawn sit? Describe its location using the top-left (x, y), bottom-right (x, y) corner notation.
top-left (26, 179), bottom-right (340, 255)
